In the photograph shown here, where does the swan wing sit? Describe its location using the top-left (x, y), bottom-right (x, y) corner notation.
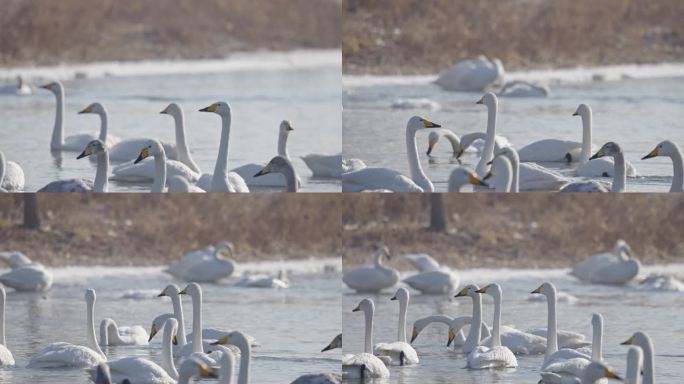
top-left (542, 357), bottom-right (591, 381)
top-left (342, 265), bottom-right (398, 292)
top-left (342, 168), bottom-right (423, 192)
top-left (571, 253), bottom-right (618, 280)
top-left (38, 179), bottom-right (93, 192)
top-left (342, 353), bottom-right (390, 379)
top-left (373, 342), bottom-right (419, 365)
top-left (28, 342), bottom-right (105, 368)
top-left (301, 154), bottom-right (342, 178)
top-left (518, 163), bottom-right (568, 191)
top-left (518, 140), bottom-right (582, 163)
top-left (591, 259), bottom-right (640, 284)
top-left (0, 265), bottom-right (53, 291)
top-left (467, 346), bottom-right (517, 369)
top-left (116, 326), bottom-right (150, 346)
top-left (402, 270), bottom-right (458, 294)
top-left (342, 158), bottom-right (367, 174)
top-left (480, 328), bottom-right (547, 355)
top-left (175, 259), bottom-right (235, 282)
top-left (105, 357), bottom-right (175, 384)
top-left (560, 181), bottom-right (609, 193)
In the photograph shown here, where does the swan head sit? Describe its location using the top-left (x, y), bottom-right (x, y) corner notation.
top-left (476, 92), bottom-right (498, 108)
top-left (373, 244), bottom-right (391, 261)
top-left (642, 140), bottom-right (679, 160)
top-left (427, 131), bottom-right (441, 155)
top-left (177, 359), bottom-right (214, 382)
top-left (134, 139), bottom-right (164, 164)
top-left (613, 239), bottom-right (633, 259)
top-left (321, 333), bottom-right (342, 352)
top-left (280, 120), bottom-right (294, 133)
top-left (448, 167), bottom-right (488, 191)
top-left (582, 362), bottom-right (622, 382)
top-left (215, 241), bottom-right (236, 259)
top-left (454, 284), bottom-right (480, 298)
top-left (254, 156), bottom-right (293, 177)
top-left (530, 282), bottom-right (555, 296)
top-left (591, 313), bottom-right (604, 331)
top-left (160, 102), bottom-right (182, 117)
top-left (407, 116), bottom-right (441, 132)
top-left (572, 103), bottom-right (591, 117)
top-left (475, 283), bottom-right (502, 296)
top-left (390, 287), bottom-right (409, 303)
top-left (621, 331), bottom-right (653, 352)
top-left (78, 102), bottom-right (106, 116)
top-left (148, 313), bottom-right (175, 342)
top-left (77, 139), bottom-right (107, 160)
top-left (85, 288), bottom-right (96, 304)
top-left (158, 284), bottom-right (181, 298)
top-left (179, 282), bottom-right (201, 298)
top-left (590, 142), bottom-right (622, 160)
top-left (40, 81), bottom-right (63, 94)
top-left (494, 147), bottom-right (519, 164)
top-left (199, 101), bottom-right (231, 116)
top-left (352, 298), bottom-right (374, 314)
top-left (209, 331), bottom-right (250, 351)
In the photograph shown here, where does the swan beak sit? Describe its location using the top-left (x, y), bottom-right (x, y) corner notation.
top-left (456, 148), bottom-right (464, 159)
top-left (157, 290), bottom-right (166, 297)
top-left (77, 147), bottom-right (92, 160)
top-left (421, 118), bottom-right (441, 128)
top-left (454, 287), bottom-right (469, 297)
top-left (572, 111), bottom-right (579, 116)
top-left (390, 295), bottom-right (397, 301)
top-left (148, 324), bottom-right (158, 341)
top-left (447, 328), bottom-right (456, 346)
top-left (604, 367), bottom-right (622, 380)
top-left (172, 335), bottom-right (178, 345)
top-left (410, 327), bottom-right (418, 343)
top-left (352, 303), bottom-right (362, 312)
top-left (476, 96), bottom-right (485, 105)
top-left (254, 162), bottom-right (273, 177)
top-left (642, 147), bottom-right (659, 160)
top-left (620, 336), bottom-right (634, 345)
top-left (286, 123), bottom-right (294, 131)
top-left (78, 105), bottom-right (93, 114)
top-left (475, 285), bottom-right (490, 293)
top-left (179, 287), bottom-right (187, 295)
top-left (40, 83), bottom-right (52, 90)
top-left (321, 340), bottom-right (336, 352)
top-left (134, 147), bottom-right (150, 164)
top-left (589, 148), bottom-right (605, 160)
top-left (470, 174), bottom-right (489, 187)
top-left (531, 285), bottom-right (543, 294)
top-left (210, 335), bottom-right (229, 345)
top-left (199, 103), bottom-right (218, 113)
top-left (483, 171), bottom-right (493, 181)
top-left (160, 106), bottom-right (169, 114)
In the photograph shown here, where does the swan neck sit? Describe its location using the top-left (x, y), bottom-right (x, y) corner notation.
top-left (545, 290), bottom-right (558, 362)
top-left (492, 291), bottom-right (502, 348)
top-left (670, 148), bottom-right (684, 192)
top-left (445, 131), bottom-right (460, 154)
top-left (641, 339), bottom-right (654, 384)
top-left (476, 102), bottom-right (497, 176)
top-left (50, 88), bottom-right (65, 148)
top-left (237, 338), bottom-right (251, 384)
top-left (152, 153), bottom-right (167, 192)
top-left (406, 126), bottom-right (433, 192)
top-left (507, 153), bottom-right (520, 192)
top-left (86, 298), bottom-right (106, 359)
top-left (0, 154), bottom-right (4, 192)
top-left (580, 112), bottom-right (592, 163)
top-left (397, 296), bottom-right (408, 343)
top-left (94, 152), bottom-right (108, 192)
top-left (171, 294), bottom-right (188, 347)
top-left (364, 307), bottom-right (374, 354)
top-left (495, 163), bottom-right (512, 192)
top-left (173, 110), bottom-right (200, 173)
top-left (277, 129), bottom-right (290, 159)
top-left (212, 114), bottom-right (231, 189)
top-left (162, 323), bottom-right (179, 379)
top-left (0, 290), bottom-right (5, 346)
top-left (612, 153), bottom-right (626, 192)
top-left (97, 111), bottom-right (108, 142)
top-left (219, 347), bottom-right (234, 384)
top-left (191, 292), bottom-right (203, 354)
top-left (283, 165), bottom-right (298, 192)
top-left (592, 319), bottom-right (603, 361)
top-left (465, 294), bottom-right (482, 352)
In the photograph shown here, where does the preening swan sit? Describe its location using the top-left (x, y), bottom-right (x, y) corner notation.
top-left (165, 242), bottom-right (235, 280)
top-left (254, 156), bottom-right (299, 192)
top-left (435, 56), bottom-right (504, 92)
top-left (99, 318), bottom-right (149, 346)
top-left (498, 81), bottom-right (549, 98)
top-left (41, 81), bottom-right (118, 151)
top-left (0, 287), bottom-right (14, 366)
top-left (643, 140), bottom-right (683, 192)
top-left (373, 288), bottom-right (419, 365)
top-left (455, 285), bottom-right (517, 368)
top-left (494, 147), bottom-right (568, 191)
top-left (571, 239), bottom-right (640, 284)
top-left (341, 116), bottom-right (442, 192)
top-left (233, 120), bottom-right (300, 187)
top-left (621, 331), bottom-right (655, 384)
top-left (211, 331), bottom-right (255, 384)
top-left (38, 139), bottom-right (109, 192)
top-left (343, 299), bottom-right (391, 379)
top-left (0, 151), bottom-right (25, 191)
top-left (28, 289), bottom-right (106, 368)
top-left (448, 167), bottom-right (489, 192)
top-left (403, 254), bottom-right (441, 272)
top-left (342, 245), bottom-right (399, 292)
top-left (196, 102), bottom-right (249, 192)
top-left (484, 154), bottom-right (513, 192)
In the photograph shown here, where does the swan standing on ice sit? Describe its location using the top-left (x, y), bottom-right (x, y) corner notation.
top-left (341, 116), bottom-right (442, 192)
top-left (99, 318), bottom-right (149, 346)
top-left (374, 288), bottom-right (419, 365)
top-left (571, 239), bottom-right (640, 284)
top-left (0, 150), bottom-right (25, 191)
top-left (642, 140), bottom-right (683, 192)
top-left (455, 285), bottom-right (517, 368)
top-left (342, 245), bottom-right (399, 292)
top-left (621, 332), bottom-right (655, 384)
top-left (41, 81), bottom-right (118, 151)
top-left (493, 147), bottom-right (568, 191)
top-left (0, 287), bottom-right (14, 366)
top-left (448, 167), bottom-right (490, 192)
top-left (38, 139), bottom-right (109, 192)
top-left (254, 156), bottom-right (300, 192)
top-left (435, 56), bottom-right (504, 92)
top-left (343, 299), bottom-right (391, 379)
top-left (196, 102), bottom-right (249, 192)
top-left (28, 289), bottom-right (107, 368)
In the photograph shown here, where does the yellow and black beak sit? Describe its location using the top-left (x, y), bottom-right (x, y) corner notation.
top-left (531, 285), bottom-right (543, 294)
top-left (390, 295), bottom-right (397, 301)
top-left (589, 148), bottom-right (605, 160)
top-left (210, 335), bottom-right (229, 346)
top-left (476, 96), bottom-right (485, 105)
top-left (475, 284), bottom-right (490, 294)
top-left (40, 83), bottom-right (52, 90)
top-left (421, 118), bottom-right (441, 128)
top-left (77, 146), bottom-right (92, 160)
top-left (148, 324), bottom-right (158, 342)
top-left (160, 106), bottom-right (169, 115)
top-left (572, 111), bottom-right (579, 116)
top-left (604, 367), bottom-right (622, 381)
top-left (179, 287), bottom-right (188, 295)
top-left (78, 105), bottom-right (93, 114)
top-left (410, 327), bottom-right (419, 343)
top-left (447, 328), bottom-right (456, 346)
top-left (620, 336), bottom-right (634, 346)
top-left (157, 290), bottom-right (167, 297)
top-left (483, 171), bottom-right (494, 181)
top-left (254, 162), bottom-right (273, 177)
top-left (642, 147), bottom-right (659, 160)
top-left (134, 147), bottom-right (150, 164)
top-left (352, 303), bottom-right (362, 312)
top-left (454, 287), bottom-right (469, 297)
top-left (470, 173), bottom-right (489, 187)
top-left (199, 103), bottom-right (218, 113)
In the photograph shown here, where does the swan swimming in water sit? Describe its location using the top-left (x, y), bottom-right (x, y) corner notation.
top-left (410, 314), bottom-right (491, 349)
top-left (166, 241), bottom-right (236, 282)
top-left (341, 116), bottom-right (442, 192)
top-left (254, 156), bottom-right (300, 192)
top-left (342, 245), bottom-right (399, 292)
top-left (343, 299), bottom-right (391, 379)
top-left (0, 252), bottom-right (53, 292)
top-left (642, 140), bottom-right (683, 192)
top-left (622, 332), bottom-right (654, 384)
top-left (373, 288), bottom-right (419, 365)
top-left (38, 139), bottom-right (109, 192)
top-left (435, 56), bottom-right (504, 92)
top-left (571, 239), bottom-right (640, 284)
top-left (0, 287), bottom-right (14, 367)
top-left (291, 335), bottom-right (343, 384)
top-left (0, 150), bottom-right (25, 191)
top-left (560, 142), bottom-right (627, 193)
top-left (492, 147), bottom-right (568, 191)
top-left (165, 241), bottom-right (234, 280)
top-left (99, 318), bottom-right (149, 346)
top-left (484, 154), bottom-right (513, 192)
top-left (498, 80), bottom-right (549, 98)
top-left (167, 175), bottom-right (206, 192)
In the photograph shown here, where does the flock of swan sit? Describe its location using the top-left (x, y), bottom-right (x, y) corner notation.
top-left (341, 91), bottom-right (683, 192)
top-left (0, 80), bottom-right (342, 192)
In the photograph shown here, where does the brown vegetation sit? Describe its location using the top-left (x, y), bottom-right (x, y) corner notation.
top-left (0, 0), bottom-right (341, 66)
top-left (343, 0), bottom-right (684, 74)
top-left (0, 194), bottom-right (340, 266)
top-left (342, 194), bottom-right (684, 270)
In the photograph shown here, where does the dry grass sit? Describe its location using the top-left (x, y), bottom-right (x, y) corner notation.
top-left (343, 0), bottom-right (684, 74)
top-left (0, 0), bottom-right (341, 66)
top-left (0, 194), bottom-right (340, 266)
top-left (342, 194), bottom-right (684, 270)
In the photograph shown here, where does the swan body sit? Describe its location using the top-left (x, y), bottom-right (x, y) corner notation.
top-left (499, 81), bottom-right (549, 98)
top-left (0, 287), bottom-right (14, 366)
top-left (342, 246), bottom-right (399, 292)
top-left (167, 175), bottom-right (206, 192)
top-left (235, 271), bottom-right (289, 288)
top-left (403, 254), bottom-right (441, 272)
top-left (448, 167), bottom-right (490, 192)
top-left (174, 257), bottom-right (235, 283)
top-left (495, 147), bottom-right (568, 191)
top-left (291, 373), bottom-right (341, 384)
top-left (0, 264), bottom-right (53, 291)
top-left (344, 299), bottom-right (390, 379)
top-left (254, 156), bottom-right (300, 192)
top-left (435, 56), bottom-right (504, 92)
top-left (38, 139), bottom-right (110, 192)
top-left (165, 242), bottom-right (234, 279)
top-left (622, 332), bottom-right (655, 384)
top-left (374, 288), bottom-right (419, 365)
top-left (301, 154), bottom-right (342, 178)
top-left (28, 289), bottom-right (106, 368)
top-left (110, 159), bottom-right (199, 183)
top-left (403, 270), bottom-right (459, 294)
top-left (99, 318), bottom-right (149, 346)
top-left (342, 116), bottom-right (442, 192)
top-left (479, 326), bottom-right (547, 355)
top-left (642, 140), bottom-right (683, 192)
top-left (560, 181), bottom-right (609, 193)
top-left (0, 151), bottom-right (25, 191)
top-left (571, 239), bottom-right (640, 284)
top-left (518, 139), bottom-right (584, 163)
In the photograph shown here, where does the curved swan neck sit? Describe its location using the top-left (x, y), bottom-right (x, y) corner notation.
top-left (86, 297), bottom-right (106, 359)
top-left (277, 129), bottom-right (290, 159)
top-left (465, 293), bottom-right (482, 351)
top-left (190, 291), bottom-right (203, 354)
top-left (170, 293), bottom-right (188, 347)
top-left (233, 334), bottom-right (251, 384)
top-left (397, 296), bottom-right (408, 343)
top-left (505, 151), bottom-right (520, 192)
top-left (639, 337), bottom-right (655, 384)
top-left (406, 125), bottom-right (433, 192)
top-left (162, 322), bottom-right (179, 379)
top-left (363, 306), bottom-right (374, 354)
top-left (669, 147), bottom-right (684, 192)
top-left (212, 113), bottom-right (232, 190)
top-left (172, 109), bottom-right (200, 174)
top-left (444, 131), bottom-right (461, 154)
top-left (592, 317), bottom-right (603, 361)
top-left (491, 290), bottom-right (502, 348)
top-left (152, 152), bottom-right (167, 193)
top-left (476, 101), bottom-right (497, 176)
top-left (94, 151), bottom-right (109, 192)
top-left (50, 86), bottom-right (65, 149)
top-left (544, 289), bottom-right (558, 362)
top-left (580, 110), bottom-right (592, 164)
top-left (612, 152), bottom-right (626, 192)
top-left (97, 110), bottom-right (108, 142)
top-left (0, 288), bottom-right (6, 346)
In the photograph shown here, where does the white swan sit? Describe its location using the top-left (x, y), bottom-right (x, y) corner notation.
top-left (28, 289), bottom-right (107, 368)
top-left (448, 167), bottom-right (490, 192)
top-left (455, 285), bottom-right (517, 368)
top-left (494, 147), bottom-right (568, 191)
top-left (561, 141), bottom-right (627, 193)
top-left (624, 346), bottom-right (643, 384)
top-left (435, 56), bottom-right (504, 92)
top-left (232, 120), bottom-right (299, 187)
top-left (342, 245), bottom-right (399, 292)
top-left (373, 288), bottom-right (419, 365)
top-left (133, 139), bottom-right (191, 193)
top-left (0, 287), bottom-right (14, 366)
top-left (171, 247), bottom-right (235, 283)
top-left (642, 140), bottom-right (683, 192)
top-left (572, 362), bottom-right (622, 384)
top-left (343, 299), bottom-right (390, 379)
top-left (161, 103), bottom-right (201, 173)
top-left (301, 154), bottom-right (342, 178)
top-left (168, 175), bottom-right (206, 193)
top-left (254, 156), bottom-right (300, 192)
top-left (235, 270), bottom-right (289, 288)
top-left (210, 331), bottom-right (255, 384)
top-left (196, 102), bottom-right (249, 192)
top-left (175, 283), bottom-right (223, 364)
top-left (571, 239), bottom-right (640, 284)
top-left (165, 242), bottom-right (234, 280)
top-left (403, 267), bottom-right (459, 294)
top-left (476, 284), bottom-right (546, 355)
top-left (517, 104), bottom-right (589, 163)
top-left (457, 131), bottom-right (510, 157)
top-left (484, 155), bottom-right (513, 192)
top-left (498, 81), bottom-right (549, 98)
top-left (410, 314), bottom-right (490, 349)
top-left (0, 251), bottom-right (33, 269)
top-left (0, 151), bottom-right (25, 191)
top-left (341, 116), bottom-right (442, 192)
top-left (291, 335), bottom-right (343, 384)
top-left (99, 318), bottom-right (149, 346)
top-left (41, 81), bottom-right (118, 151)
top-left (0, 263), bottom-right (53, 292)
top-left (472, 92), bottom-right (500, 178)
top-left (342, 157), bottom-right (367, 174)
top-left (621, 332), bottom-right (655, 384)
top-left (38, 139), bottom-right (109, 192)
top-left (638, 274), bottom-right (684, 292)
top-left (403, 254), bottom-right (441, 272)
top-left (427, 129), bottom-right (462, 156)
top-left (559, 180), bottom-right (610, 193)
